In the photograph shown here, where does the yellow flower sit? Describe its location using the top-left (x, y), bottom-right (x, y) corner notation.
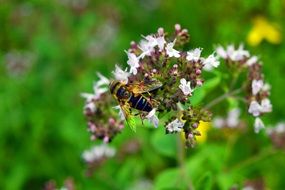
top-left (247, 16), bottom-right (282, 46)
top-left (179, 121), bottom-right (211, 144)
top-left (196, 121), bottom-right (211, 144)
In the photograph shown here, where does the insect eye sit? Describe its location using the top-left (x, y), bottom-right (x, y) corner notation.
top-left (124, 92), bottom-right (129, 97)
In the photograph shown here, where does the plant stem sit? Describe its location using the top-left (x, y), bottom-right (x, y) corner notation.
top-left (203, 88), bottom-right (242, 110)
top-left (176, 134), bottom-right (194, 190)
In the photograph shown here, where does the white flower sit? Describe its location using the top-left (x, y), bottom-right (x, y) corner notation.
top-left (215, 45), bottom-right (227, 59)
top-left (146, 109), bottom-right (159, 128)
top-left (112, 64), bottom-right (130, 83)
top-left (260, 98), bottom-right (272, 113)
top-left (81, 73), bottom-right (109, 101)
top-left (251, 79), bottom-right (264, 95)
top-left (166, 119), bottom-right (184, 133)
top-left (203, 53), bottom-right (220, 71)
top-left (213, 117), bottom-right (225, 128)
top-left (229, 44), bottom-right (250, 61)
top-left (248, 100), bottom-right (262, 117)
top-left (226, 108), bottom-right (241, 128)
top-left (156, 36), bottom-right (166, 51)
top-left (113, 105), bottom-right (125, 120)
top-left (96, 72), bottom-right (110, 86)
top-left (82, 144), bottom-right (116, 163)
top-left (276, 123), bottom-right (285, 133)
top-left (139, 35), bottom-right (166, 58)
top-left (186, 48), bottom-right (202, 62)
top-left (246, 56), bottom-right (258, 66)
top-left (125, 51), bottom-right (140, 75)
top-left (262, 83), bottom-right (271, 92)
top-left (179, 78), bottom-right (193, 96)
top-left (84, 101), bottom-right (96, 113)
top-left (165, 40), bottom-right (180, 58)
top-left (266, 123), bottom-right (285, 135)
top-left (254, 117), bottom-right (265, 133)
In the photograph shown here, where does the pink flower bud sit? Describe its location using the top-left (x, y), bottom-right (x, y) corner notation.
top-left (196, 80), bottom-right (203, 86)
top-left (195, 69), bottom-right (201, 75)
top-left (108, 118), bottom-right (116, 125)
top-left (157, 27), bottom-right (164, 36)
top-left (103, 136), bottom-right (110, 143)
top-left (175, 24), bottom-right (181, 31)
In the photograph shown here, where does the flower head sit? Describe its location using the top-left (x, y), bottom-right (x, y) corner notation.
top-left (247, 16), bottom-right (282, 46)
top-left (254, 117), bottom-right (265, 133)
top-left (260, 98), bottom-right (272, 113)
top-left (165, 40), bottom-right (180, 58)
top-left (112, 64), bottom-right (130, 83)
top-left (146, 109), bottom-right (159, 128)
top-left (248, 100), bottom-right (262, 117)
top-left (179, 78), bottom-right (193, 96)
top-left (252, 79), bottom-right (264, 95)
top-left (203, 53), bottom-right (220, 71)
top-left (125, 51), bottom-right (140, 75)
top-left (166, 119), bottom-right (184, 133)
top-left (186, 48), bottom-right (202, 62)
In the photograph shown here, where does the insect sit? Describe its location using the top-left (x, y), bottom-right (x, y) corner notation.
top-left (109, 79), bottom-right (162, 131)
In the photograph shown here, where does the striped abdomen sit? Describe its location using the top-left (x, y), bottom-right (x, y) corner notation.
top-left (129, 94), bottom-right (152, 112)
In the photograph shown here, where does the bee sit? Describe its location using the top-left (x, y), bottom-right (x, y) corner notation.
top-left (109, 79), bottom-right (162, 131)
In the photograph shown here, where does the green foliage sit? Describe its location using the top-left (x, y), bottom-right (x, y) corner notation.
top-left (1, 0), bottom-right (285, 189)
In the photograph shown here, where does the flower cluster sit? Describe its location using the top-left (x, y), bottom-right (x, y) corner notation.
top-left (82, 144), bottom-right (116, 176)
top-left (81, 73), bottom-right (124, 142)
top-left (216, 44), bottom-right (272, 133)
top-left (82, 25), bottom-right (272, 147)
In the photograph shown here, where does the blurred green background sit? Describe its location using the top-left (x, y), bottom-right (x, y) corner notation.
top-left (1, 0), bottom-right (285, 189)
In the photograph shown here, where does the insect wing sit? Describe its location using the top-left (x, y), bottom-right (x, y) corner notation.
top-left (120, 103), bottom-right (136, 132)
top-left (127, 79), bottom-right (162, 94)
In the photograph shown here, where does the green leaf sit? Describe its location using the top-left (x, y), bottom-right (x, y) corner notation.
top-left (195, 171), bottom-right (213, 190)
top-left (154, 168), bottom-right (181, 190)
top-left (151, 128), bottom-right (177, 158)
top-left (190, 75), bottom-right (221, 105)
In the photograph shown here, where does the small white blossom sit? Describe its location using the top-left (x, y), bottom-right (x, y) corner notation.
top-left (226, 108), bottom-right (241, 128)
top-left (252, 79), bottom-right (264, 95)
top-left (113, 105), bottom-right (125, 120)
top-left (96, 72), bottom-right (110, 86)
top-left (186, 48), bottom-right (202, 62)
top-left (156, 36), bottom-right (166, 51)
top-left (215, 45), bottom-right (227, 59)
top-left (248, 100), bottom-right (262, 117)
top-left (165, 40), bottom-right (180, 58)
top-left (203, 53), bottom-right (220, 71)
top-left (260, 98), bottom-right (272, 113)
top-left (81, 73), bottom-right (109, 101)
top-left (166, 118), bottom-right (184, 133)
top-left (213, 108), bottom-right (240, 128)
top-left (112, 64), bottom-right (130, 83)
top-left (267, 122), bottom-right (285, 135)
top-left (82, 144), bottom-right (116, 163)
top-left (246, 56), bottom-right (258, 66)
top-left (262, 83), bottom-right (271, 92)
top-left (217, 44), bottom-right (250, 62)
top-left (179, 78), bottom-right (193, 96)
top-left (125, 51), bottom-right (140, 75)
top-left (229, 44), bottom-right (250, 61)
top-left (146, 109), bottom-right (159, 128)
top-left (84, 101), bottom-right (96, 113)
top-left (254, 117), bottom-right (265, 133)
top-left (139, 35), bottom-right (166, 58)
top-left (213, 117), bottom-right (225, 128)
